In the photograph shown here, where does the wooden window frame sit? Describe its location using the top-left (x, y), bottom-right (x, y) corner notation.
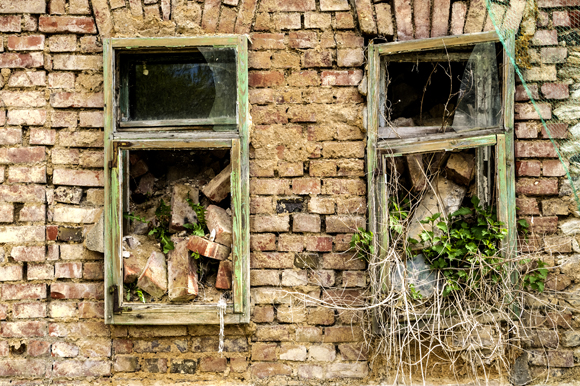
top-left (103, 36), bottom-right (250, 325)
top-left (366, 32), bottom-right (516, 324)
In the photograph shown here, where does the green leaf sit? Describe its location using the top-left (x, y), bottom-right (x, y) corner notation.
top-left (450, 207), bottom-right (472, 217)
top-left (436, 222), bottom-right (448, 233)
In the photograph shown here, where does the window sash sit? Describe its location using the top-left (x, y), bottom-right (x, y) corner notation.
top-left (103, 36), bottom-right (250, 325)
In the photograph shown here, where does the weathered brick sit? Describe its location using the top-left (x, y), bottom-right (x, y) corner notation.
top-left (516, 160), bottom-right (541, 177)
top-left (0, 16), bottom-right (21, 32)
top-left (51, 283), bottom-right (104, 300)
top-left (11, 246), bottom-right (45, 262)
top-left (0, 203), bottom-right (13, 223)
top-left (48, 72), bottom-right (75, 88)
top-left (250, 252), bottom-right (294, 268)
top-left (251, 270), bottom-right (281, 286)
top-left (321, 252), bottom-right (365, 270)
top-left (516, 178), bottom-right (558, 196)
top-left (7, 35), bottom-right (44, 51)
top-left (1, 284), bottom-right (46, 300)
top-left (55, 262), bottom-right (83, 279)
top-left (287, 70), bottom-right (320, 86)
top-left (53, 360), bottom-right (111, 377)
top-left (53, 54), bottom-right (102, 70)
top-left (278, 234), bottom-right (304, 252)
top-left (0, 265), bottom-right (23, 281)
top-left (53, 169), bottom-right (104, 187)
top-left (49, 34), bottom-right (77, 52)
top-left (541, 83), bottom-right (569, 99)
top-left (30, 129), bottom-right (56, 145)
top-left (0, 359), bottom-right (47, 377)
top-left (515, 141), bottom-right (557, 158)
top-left (50, 92), bottom-right (104, 108)
top-left (39, 16), bottom-right (97, 33)
top-left (0, 128), bottom-right (22, 145)
top-left (28, 263), bottom-right (54, 280)
top-left (0, 52), bottom-right (44, 68)
top-left (532, 30), bottom-right (558, 46)
top-left (13, 303), bottom-right (46, 319)
top-left (321, 70), bottom-right (362, 86)
top-left (292, 178), bottom-right (321, 195)
top-left (0, 226), bottom-right (45, 242)
top-left (260, 0), bottom-right (315, 12)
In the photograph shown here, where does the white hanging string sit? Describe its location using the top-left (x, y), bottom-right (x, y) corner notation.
top-left (217, 296), bottom-right (227, 353)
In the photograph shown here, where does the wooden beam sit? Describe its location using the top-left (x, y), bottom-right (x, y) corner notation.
top-left (378, 134), bottom-right (498, 155)
top-left (119, 117), bottom-right (237, 128)
top-left (376, 31), bottom-right (499, 55)
top-left (111, 36), bottom-right (239, 48)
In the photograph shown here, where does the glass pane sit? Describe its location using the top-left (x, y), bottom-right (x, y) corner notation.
top-left (382, 42), bottom-right (502, 136)
top-left (120, 48), bottom-right (237, 122)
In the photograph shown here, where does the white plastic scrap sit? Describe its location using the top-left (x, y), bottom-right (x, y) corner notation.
top-left (217, 296), bottom-right (227, 353)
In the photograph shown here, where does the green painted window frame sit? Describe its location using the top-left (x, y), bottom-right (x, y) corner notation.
top-left (366, 32), bottom-right (516, 327)
top-left (103, 36), bottom-right (250, 325)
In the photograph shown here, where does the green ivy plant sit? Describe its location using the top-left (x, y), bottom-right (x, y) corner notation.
top-left (124, 282), bottom-right (146, 303)
top-left (184, 194), bottom-right (207, 237)
top-left (350, 227), bottom-right (374, 262)
top-left (411, 196), bottom-right (547, 297)
top-left (148, 199), bottom-right (174, 254)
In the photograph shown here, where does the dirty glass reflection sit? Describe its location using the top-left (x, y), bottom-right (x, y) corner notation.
top-left (123, 48), bottom-right (236, 122)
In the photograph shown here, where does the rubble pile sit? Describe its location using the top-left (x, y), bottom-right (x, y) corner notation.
top-left (122, 150), bottom-right (234, 304)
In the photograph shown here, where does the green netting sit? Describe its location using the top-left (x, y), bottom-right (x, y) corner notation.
top-left (486, 0), bottom-right (580, 212)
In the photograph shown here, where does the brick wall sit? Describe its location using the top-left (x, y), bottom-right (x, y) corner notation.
top-left (0, 0), bottom-right (578, 384)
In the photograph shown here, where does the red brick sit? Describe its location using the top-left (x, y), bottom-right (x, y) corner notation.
top-left (0, 128), bottom-right (22, 145)
top-left (515, 141), bottom-right (557, 158)
top-left (235, 0), bottom-right (258, 34)
top-left (39, 16), bottom-right (97, 33)
top-left (47, 225), bottom-right (58, 240)
top-left (53, 169), bottom-right (104, 187)
top-left (321, 252), bottom-right (365, 269)
top-left (11, 246), bottom-right (45, 262)
top-left (249, 71), bottom-right (284, 88)
top-left (278, 234), bottom-right (304, 252)
top-left (303, 50), bottom-right (333, 68)
top-left (250, 252), bottom-right (294, 268)
top-left (541, 83), bottom-right (569, 99)
top-left (0, 91), bottom-right (45, 107)
top-left (323, 326), bottom-right (364, 342)
top-left (251, 362), bottom-right (292, 378)
top-left (251, 233), bottom-right (276, 251)
top-left (0, 16), bottom-right (21, 32)
top-left (1, 321), bottom-right (46, 337)
top-left (30, 129), bottom-right (56, 145)
top-left (515, 178), bottom-right (558, 196)
top-left (199, 356), bottom-right (228, 372)
top-left (0, 265), bottom-right (23, 281)
top-left (516, 160), bottom-right (541, 177)
top-left (287, 70), bottom-right (320, 86)
top-left (540, 123), bottom-right (568, 139)
top-left (78, 302), bottom-right (104, 318)
top-left (0, 186), bottom-right (46, 203)
top-left (28, 340), bottom-right (51, 357)
top-left (336, 12), bottom-right (355, 29)
top-left (249, 51), bottom-right (271, 69)
top-left (13, 303), bottom-right (46, 318)
top-left (83, 261), bottom-right (104, 280)
top-left (231, 357), bottom-right (248, 372)
top-left (516, 197), bottom-right (540, 215)
top-left (522, 216), bottom-right (558, 234)
top-left (515, 84), bottom-right (539, 101)
top-left (250, 33), bottom-right (285, 50)
top-left (305, 236), bottom-right (333, 252)
top-left (0, 147), bottom-right (45, 164)
top-left (53, 360), bottom-right (111, 377)
top-left (55, 262), bottom-right (82, 278)
top-left (50, 92), bottom-right (104, 108)
top-left (259, 0), bottom-right (316, 12)
top-left (50, 283), bottom-right (104, 300)
top-left (321, 70), bottom-right (363, 86)
top-left (0, 359), bottom-right (47, 377)
top-left (0, 52), bottom-right (44, 68)
top-left (532, 30), bottom-right (558, 46)
top-left (289, 32), bottom-right (317, 49)
top-left (293, 213), bottom-right (321, 232)
top-left (543, 160), bottom-right (566, 177)
top-left (292, 178), bottom-right (321, 195)
top-left (278, 162), bottom-right (303, 177)
top-left (515, 103), bottom-right (552, 120)
top-left (7, 35), bottom-right (45, 51)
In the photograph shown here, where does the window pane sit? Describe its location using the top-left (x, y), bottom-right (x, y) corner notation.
top-left (382, 42), bottom-right (502, 135)
top-left (120, 48), bottom-right (237, 122)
